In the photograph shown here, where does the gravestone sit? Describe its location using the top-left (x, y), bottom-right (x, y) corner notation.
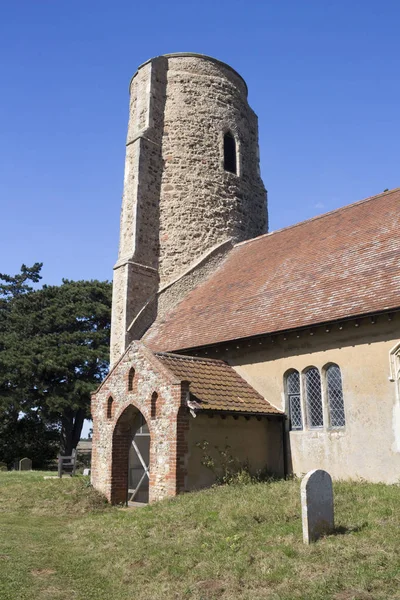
top-left (19, 457), bottom-right (32, 471)
top-left (301, 469), bottom-right (334, 544)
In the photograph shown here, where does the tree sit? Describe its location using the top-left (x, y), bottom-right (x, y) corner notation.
top-left (0, 264), bottom-right (45, 467)
top-left (1, 277), bottom-right (112, 456)
top-left (0, 263), bottom-right (43, 300)
top-left (0, 412), bottom-right (59, 469)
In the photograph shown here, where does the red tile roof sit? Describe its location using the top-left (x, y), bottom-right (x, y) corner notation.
top-left (155, 352), bottom-right (282, 414)
top-left (144, 188), bottom-right (400, 352)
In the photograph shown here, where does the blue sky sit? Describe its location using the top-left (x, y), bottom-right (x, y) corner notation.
top-left (1, 0), bottom-right (399, 286)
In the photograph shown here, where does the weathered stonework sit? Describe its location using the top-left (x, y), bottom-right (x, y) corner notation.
top-left (111, 53), bottom-right (267, 364)
top-left (91, 342), bottom-right (189, 503)
top-left (126, 238), bottom-right (234, 342)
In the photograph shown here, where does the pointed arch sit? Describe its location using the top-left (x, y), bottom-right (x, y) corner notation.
top-left (111, 404), bottom-right (150, 504)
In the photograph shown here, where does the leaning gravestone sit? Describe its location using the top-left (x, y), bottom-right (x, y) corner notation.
top-left (19, 457), bottom-right (32, 471)
top-left (301, 469), bottom-right (334, 544)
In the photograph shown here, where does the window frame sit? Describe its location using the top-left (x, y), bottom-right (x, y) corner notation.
top-left (284, 370), bottom-right (303, 431)
top-left (284, 364), bottom-right (346, 432)
top-left (324, 363), bottom-right (346, 429)
top-left (303, 366), bottom-right (324, 429)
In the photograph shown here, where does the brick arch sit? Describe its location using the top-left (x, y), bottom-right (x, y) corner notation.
top-left (113, 398), bottom-right (153, 432)
top-left (111, 403), bottom-right (152, 504)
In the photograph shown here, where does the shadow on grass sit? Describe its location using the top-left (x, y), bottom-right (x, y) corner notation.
top-left (331, 522), bottom-right (369, 536)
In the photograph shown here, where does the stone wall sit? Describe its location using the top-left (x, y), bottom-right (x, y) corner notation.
top-left (111, 53), bottom-right (268, 364)
top-left (126, 238), bottom-right (234, 344)
top-left (157, 54), bottom-right (267, 284)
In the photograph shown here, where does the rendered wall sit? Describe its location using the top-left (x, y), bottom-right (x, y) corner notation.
top-left (186, 414), bottom-right (284, 491)
top-left (202, 318), bottom-right (400, 483)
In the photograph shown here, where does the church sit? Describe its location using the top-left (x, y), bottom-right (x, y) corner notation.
top-left (91, 53), bottom-right (400, 504)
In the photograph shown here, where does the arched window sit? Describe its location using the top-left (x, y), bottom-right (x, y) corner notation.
top-left (107, 396), bottom-right (114, 419)
top-left (151, 392), bottom-right (158, 419)
top-left (304, 367), bottom-right (323, 428)
top-left (326, 364), bottom-right (345, 427)
top-left (223, 131), bottom-right (237, 174)
top-left (128, 367), bottom-right (135, 391)
top-left (285, 370), bottom-right (302, 430)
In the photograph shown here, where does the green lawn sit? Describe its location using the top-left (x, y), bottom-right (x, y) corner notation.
top-left (0, 472), bottom-right (399, 600)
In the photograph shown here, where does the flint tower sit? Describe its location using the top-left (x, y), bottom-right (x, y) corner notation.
top-left (111, 53), bottom-right (268, 363)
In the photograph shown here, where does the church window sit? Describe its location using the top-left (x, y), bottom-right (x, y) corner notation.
top-left (285, 370), bottom-right (302, 430)
top-left (128, 367), bottom-right (135, 391)
top-left (224, 131), bottom-right (237, 174)
top-left (107, 396), bottom-right (114, 419)
top-left (304, 367), bottom-right (323, 428)
top-left (326, 364), bottom-right (345, 428)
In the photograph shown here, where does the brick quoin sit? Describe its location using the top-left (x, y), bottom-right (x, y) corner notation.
top-left (91, 342), bottom-right (190, 504)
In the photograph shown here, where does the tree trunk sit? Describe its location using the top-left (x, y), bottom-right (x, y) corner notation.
top-left (60, 408), bottom-right (85, 456)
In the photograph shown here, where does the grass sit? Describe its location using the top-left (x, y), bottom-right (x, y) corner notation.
top-left (0, 473), bottom-right (400, 600)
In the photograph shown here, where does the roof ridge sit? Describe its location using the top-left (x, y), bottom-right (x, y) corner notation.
top-left (235, 187), bottom-right (400, 249)
top-left (155, 351), bottom-right (226, 365)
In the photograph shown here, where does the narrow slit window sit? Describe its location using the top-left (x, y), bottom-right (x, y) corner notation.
top-left (151, 392), bottom-right (158, 420)
top-left (224, 132), bottom-right (237, 174)
top-left (128, 367), bottom-right (135, 391)
top-left (305, 367), bottom-right (323, 428)
top-left (107, 396), bottom-right (114, 419)
top-left (286, 370), bottom-right (302, 430)
top-left (326, 364), bottom-right (345, 427)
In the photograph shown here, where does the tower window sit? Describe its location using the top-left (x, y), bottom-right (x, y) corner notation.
top-left (224, 132), bottom-right (237, 174)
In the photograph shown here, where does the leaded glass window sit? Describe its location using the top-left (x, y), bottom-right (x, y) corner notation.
top-left (326, 364), bottom-right (345, 427)
top-left (286, 370), bottom-right (302, 430)
top-left (305, 367), bottom-right (323, 428)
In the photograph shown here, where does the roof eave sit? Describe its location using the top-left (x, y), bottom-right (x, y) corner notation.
top-left (164, 306), bottom-right (400, 355)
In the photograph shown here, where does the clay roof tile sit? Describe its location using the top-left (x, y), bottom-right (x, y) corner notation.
top-left (144, 189), bottom-right (400, 351)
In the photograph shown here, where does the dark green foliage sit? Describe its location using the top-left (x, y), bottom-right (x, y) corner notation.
top-left (0, 264), bottom-right (112, 460)
top-left (0, 412), bottom-right (58, 469)
top-left (0, 262), bottom-right (42, 300)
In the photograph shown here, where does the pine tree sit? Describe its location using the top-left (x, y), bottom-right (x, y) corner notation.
top-left (0, 267), bottom-right (112, 461)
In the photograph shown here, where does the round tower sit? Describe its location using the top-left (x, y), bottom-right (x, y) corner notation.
top-left (112, 53), bottom-right (268, 362)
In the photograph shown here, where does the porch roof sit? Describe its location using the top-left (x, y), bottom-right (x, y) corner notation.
top-left (155, 352), bottom-right (282, 416)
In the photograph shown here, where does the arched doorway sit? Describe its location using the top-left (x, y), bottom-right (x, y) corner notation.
top-left (111, 405), bottom-right (150, 505)
top-left (128, 413), bottom-right (150, 504)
